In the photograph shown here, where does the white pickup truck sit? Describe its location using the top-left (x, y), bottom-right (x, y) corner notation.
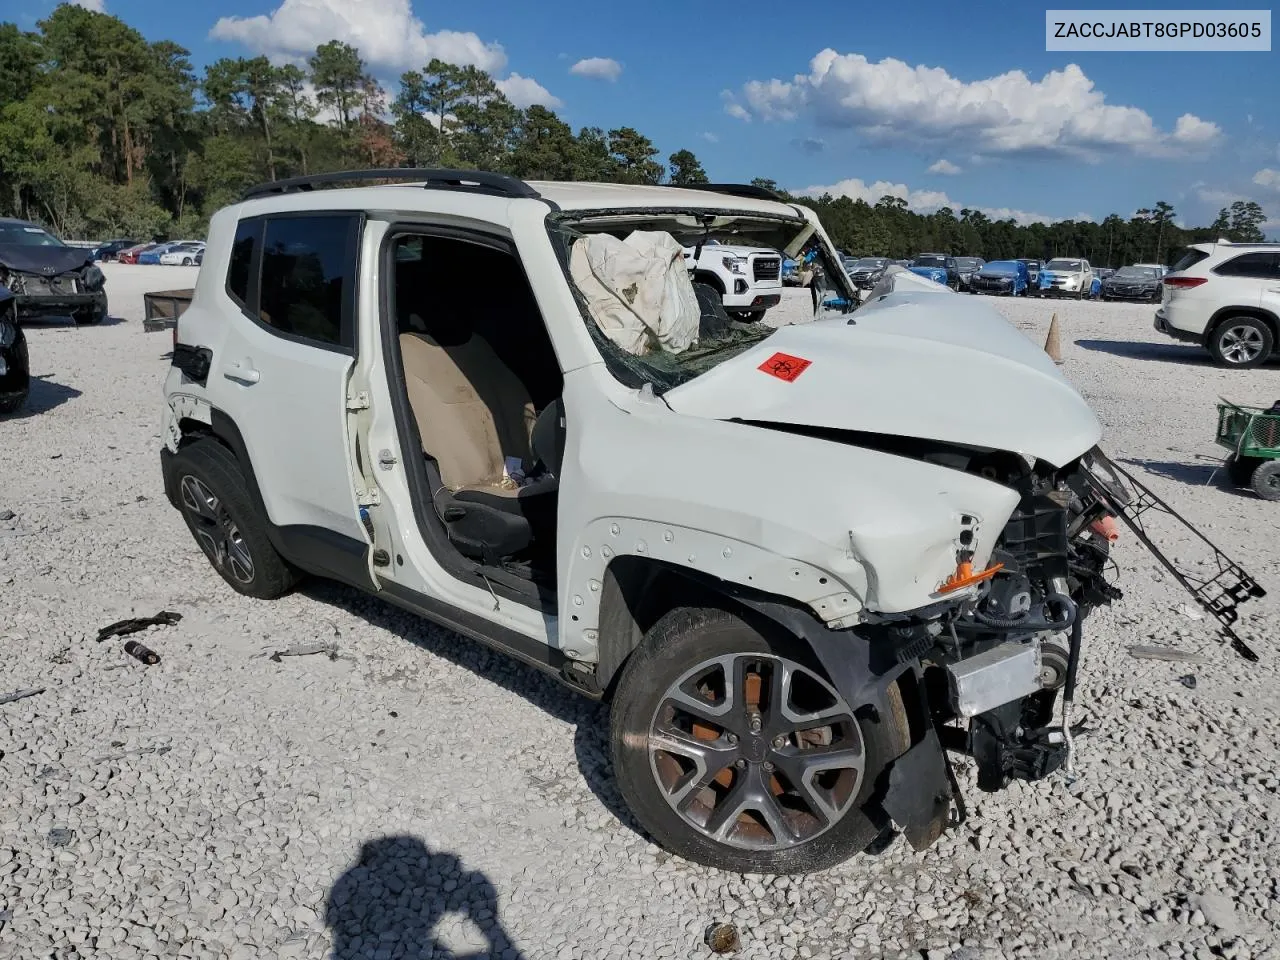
top-left (682, 239), bottom-right (783, 320)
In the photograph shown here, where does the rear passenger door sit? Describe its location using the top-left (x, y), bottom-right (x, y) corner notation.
top-left (1213, 252), bottom-right (1272, 311)
top-left (214, 211), bottom-right (369, 552)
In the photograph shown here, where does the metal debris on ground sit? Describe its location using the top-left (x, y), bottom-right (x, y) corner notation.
top-left (0, 509), bottom-right (14, 521)
top-left (1178, 674), bottom-right (1198, 689)
top-left (46, 828), bottom-right (74, 848)
top-left (0, 687), bottom-right (45, 706)
top-left (123, 640), bottom-right (161, 665)
top-left (704, 922), bottom-right (741, 954)
top-left (265, 641), bottom-right (339, 662)
top-left (1126, 644), bottom-right (1212, 664)
top-left (96, 611), bottom-right (182, 642)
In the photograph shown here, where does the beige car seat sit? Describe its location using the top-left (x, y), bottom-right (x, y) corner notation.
top-left (400, 331), bottom-right (537, 495)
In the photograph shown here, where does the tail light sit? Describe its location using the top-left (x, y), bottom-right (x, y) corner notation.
top-left (1163, 276), bottom-right (1207, 289)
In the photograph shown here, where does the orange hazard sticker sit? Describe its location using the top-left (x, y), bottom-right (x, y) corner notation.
top-left (758, 352), bottom-right (811, 383)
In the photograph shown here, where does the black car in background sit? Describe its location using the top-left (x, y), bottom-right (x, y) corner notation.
top-left (845, 256), bottom-right (891, 290)
top-left (955, 256), bottom-right (985, 291)
top-left (912, 252), bottom-right (959, 288)
top-left (0, 286), bottom-right (29, 414)
top-left (0, 219), bottom-right (108, 325)
top-left (1101, 265), bottom-right (1163, 302)
top-left (92, 238), bottom-right (141, 262)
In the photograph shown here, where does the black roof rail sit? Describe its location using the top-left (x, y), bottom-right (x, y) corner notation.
top-left (668, 182), bottom-right (784, 202)
top-left (240, 168), bottom-right (540, 202)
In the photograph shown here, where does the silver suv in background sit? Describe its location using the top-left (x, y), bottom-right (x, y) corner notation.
top-left (1155, 242), bottom-right (1280, 368)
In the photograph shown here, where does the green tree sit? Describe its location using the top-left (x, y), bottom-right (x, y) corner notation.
top-left (309, 40), bottom-right (365, 131)
top-left (508, 106), bottom-right (578, 180)
top-left (608, 127), bottom-right (663, 184)
top-left (667, 148), bottom-right (708, 185)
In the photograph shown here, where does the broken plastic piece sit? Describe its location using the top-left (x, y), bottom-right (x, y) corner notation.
top-left (937, 560), bottom-right (1004, 595)
top-left (1127, 645), bottom-right (1212, 664)
top-left (267, 641), bottom-right (339, 662)
top-left (96, 611), bottom-right (182, 642)
top-left (0, 687), bottom-right (45, 706)
top-left (1089, 515), bottom-right (1120, 542)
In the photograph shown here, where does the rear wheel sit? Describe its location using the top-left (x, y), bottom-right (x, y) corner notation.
top-left (1209, 316), bottom-right (1273, 369)
top-left (171, 440), bottom-right (300, 598)
top-left (610, 606), bottom-right (905, 873)
top-left (1251, 461), bottom-right (1280, 501)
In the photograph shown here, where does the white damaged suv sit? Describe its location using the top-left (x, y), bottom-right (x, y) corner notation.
top-left (162, 170), bottom-right (1125, 873)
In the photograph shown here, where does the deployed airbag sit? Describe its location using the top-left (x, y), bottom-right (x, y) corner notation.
top-left (570, 231), bottom-right (700, 356)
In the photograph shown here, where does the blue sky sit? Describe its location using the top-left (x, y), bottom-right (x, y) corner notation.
top-left (18, 0), bottom-right (1280, 230)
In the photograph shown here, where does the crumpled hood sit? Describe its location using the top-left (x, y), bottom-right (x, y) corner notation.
top-left (665, 291), bottom-right (1102, 467)
top-left (0, 245), bottom-right (92, 276)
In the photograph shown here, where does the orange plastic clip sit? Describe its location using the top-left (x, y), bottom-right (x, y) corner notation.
top-left (1090, 515), bottom-right (1120, 542)
top-left (937, 560), bottom-right (1004, 595)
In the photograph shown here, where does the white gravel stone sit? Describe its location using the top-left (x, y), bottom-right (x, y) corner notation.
top-left (1, 269), bottom-right (1278, 959)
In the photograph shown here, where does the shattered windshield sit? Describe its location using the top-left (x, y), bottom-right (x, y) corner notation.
top-left (550, 211), bottom-right (851, 394)
top-left (0, 223), bottom-right (63, 247)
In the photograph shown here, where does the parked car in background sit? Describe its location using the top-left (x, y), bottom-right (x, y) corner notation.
top-left (680, 237), bottom-right (783, 321)
top-left (0, 218), bottom-right (108, 324)
top-left (1094, 267), bottom-right (1115, 282)
top-left (1038, 258), bottom-right (1094, 299)
top-left (1017, 259), bottom-right (1043, 286)
top-left (1134, 263), bottom-right (1168, 278)
top-left (911, 253), bottom-right (959, 288)
top-left (159, 242), bottom-right (205, 266)
top-left (908, 264), bottom-right (950, 286)
top-left (845, 257), bottom-right (890, 291)
top-left (92, 239), bottom-right (140, 262)
top-left (1101, 265), bottom-right (1163, 302)
top-left (955, 257), bottom-right (985, 291)
top-left (971, 259), bottom-right (1029, 296)
top-left (0, 285), bottom-right (30, 413)
top-left (1155, 241), bottom-right (1280, 368)
top-left (117, 243), bottom-right (157, 264)
top-left (781, 257), bottom-right (800, 285)
top-left (139, 242), bottom-right (189, 265)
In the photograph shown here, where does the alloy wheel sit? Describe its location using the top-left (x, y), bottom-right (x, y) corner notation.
top-left (647, 653), bottom-right (864, 851)
top-left (180, 474), bottom-right (254, 584)
top-left (1219, 325), bottom-right (1266, 365)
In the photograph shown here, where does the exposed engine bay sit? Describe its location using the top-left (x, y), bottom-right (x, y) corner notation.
top-left (868, 439), bottom-right (1266, 811)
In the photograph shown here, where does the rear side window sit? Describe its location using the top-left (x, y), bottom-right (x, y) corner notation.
top-left (1170, 248), bottom-right (1209, 273)
top-left (227, 219), bottom-right (258, 305)
top-left (1213, 252), bottom-right (1280, 280)
top-left (257, 214), bottom-right (360, 350)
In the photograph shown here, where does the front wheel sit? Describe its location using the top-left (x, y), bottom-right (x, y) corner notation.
top-left (610, 606), bottom-right (906, 873)
top-left (1209, 316), bottom-right (1273, 369)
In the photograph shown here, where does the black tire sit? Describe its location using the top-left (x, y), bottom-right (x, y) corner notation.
top-left (182, 257), bottom-right (193, 266)
top-left (1226, 455), bottom-right (1260, 487)
top-left (1250, 460), bottom-right (1280, 501)
top-left (1208, 316), bottom-right (1274, 369)
top-left (610, 605), bottom-right (908, 873)
top-left (171, 439), bottom-right (300, 598)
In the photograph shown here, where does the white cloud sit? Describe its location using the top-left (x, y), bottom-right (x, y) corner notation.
top-left (700, 132), bottom-right (719, 143)
top-left (928, 158), bottom-right (962, 175)
top-left (1253, 168), bottom-right (1280, 191)
top-left (68, 0), bottom-right (105, 10)
top-left (796, 177), bottom-right (1056, 224)
top-left (210, 0), bottom-right (507, 73)
top-left (496, 73), bottom-right (561, 109)
top-left (569, 57), bottom-right (622, 82)
top-left (733, 51), bottom-right (1221, 160)
top-left (722, 89), bottom-right (751, 122)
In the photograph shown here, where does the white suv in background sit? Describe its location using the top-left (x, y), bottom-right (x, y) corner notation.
top-left (1155, 241), bottom-right (1280, 368)
top-left (681, 238), bottom-right (783, 321)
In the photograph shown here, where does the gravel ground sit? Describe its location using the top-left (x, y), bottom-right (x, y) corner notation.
top-left (2, 265), bottom-right (1279, 960)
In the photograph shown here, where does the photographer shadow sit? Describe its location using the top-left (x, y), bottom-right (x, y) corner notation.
top-left (326, 835), bottom-right (525, 960)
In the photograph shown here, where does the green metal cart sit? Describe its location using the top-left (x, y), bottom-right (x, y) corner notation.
top-left (1216, 400), bottom-right (1280, 501)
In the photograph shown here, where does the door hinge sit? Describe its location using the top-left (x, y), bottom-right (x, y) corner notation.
top-left (355, 486), bottom-right (380, 507)
top-left (346, 391), bottom-right (370, 411)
